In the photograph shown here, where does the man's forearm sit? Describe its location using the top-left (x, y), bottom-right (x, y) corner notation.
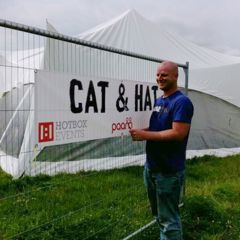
top-left (138, 129), bottom-right (183, 141)
top-left (130, 122), bottom-right (190, 141)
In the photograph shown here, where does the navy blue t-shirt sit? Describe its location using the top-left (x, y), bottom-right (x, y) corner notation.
top-left (146, 90), bottom-right (194, 174)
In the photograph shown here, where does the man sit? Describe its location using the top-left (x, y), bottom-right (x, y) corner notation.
top-left (130, 61), bottom-right (194, 240)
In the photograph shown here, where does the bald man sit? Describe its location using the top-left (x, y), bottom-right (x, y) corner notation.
top-left (130, 61), bottom-right (194, 240)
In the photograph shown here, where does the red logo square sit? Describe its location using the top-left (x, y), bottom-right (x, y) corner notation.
top-left (38, 122), bottom-right (54, 143)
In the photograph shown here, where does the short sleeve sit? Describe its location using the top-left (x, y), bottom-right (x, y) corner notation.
top-left (172, 97), bottom-right (194, 123)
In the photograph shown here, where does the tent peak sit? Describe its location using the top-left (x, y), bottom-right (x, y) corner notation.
top-left (77, 9), bottom-right (150, 39)
top-left (46, 19), bottom-right (59, 33)
top-left (122, 8), bottom-right (151, 22)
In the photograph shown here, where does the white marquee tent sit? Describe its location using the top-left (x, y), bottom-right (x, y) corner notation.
top-left (0, 10), bottom-right (240, 178)
top-left (77, 9), bottom-right (240, 106)
top-left (76, 9), bottom-right (240, 151)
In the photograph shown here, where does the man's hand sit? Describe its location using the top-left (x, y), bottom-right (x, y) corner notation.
top-left (129, 129), bottom-right (145, 141)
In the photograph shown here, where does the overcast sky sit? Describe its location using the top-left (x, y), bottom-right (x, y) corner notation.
top-left (1, 0), bottom-right (240, 56)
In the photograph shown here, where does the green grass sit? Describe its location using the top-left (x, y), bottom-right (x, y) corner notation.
top-left (0, 154), bottom-right (240, 239)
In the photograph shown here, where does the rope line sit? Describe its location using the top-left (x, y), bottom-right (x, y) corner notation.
top-left (122, 219), bottom-right (157, 240)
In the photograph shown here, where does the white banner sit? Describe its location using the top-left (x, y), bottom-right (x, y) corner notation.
top-left (35, 70), bottom-right (161, 148)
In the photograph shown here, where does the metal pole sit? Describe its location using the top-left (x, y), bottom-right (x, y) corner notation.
top-left (122, 219), bottom-right (157, 240)
top-left (0, 19), bottom-right (188, 69)
top-left (183, 61), bottom-right (189, 95)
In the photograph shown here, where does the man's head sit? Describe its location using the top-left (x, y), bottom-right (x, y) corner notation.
top-left (156, 61), bottom-right (178, 95)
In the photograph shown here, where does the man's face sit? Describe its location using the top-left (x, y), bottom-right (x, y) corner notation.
top-left (156, 64), bottom-right (178, 92)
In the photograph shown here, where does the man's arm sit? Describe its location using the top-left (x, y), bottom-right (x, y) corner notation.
top-left (129, 122), bottom-right (191, 141)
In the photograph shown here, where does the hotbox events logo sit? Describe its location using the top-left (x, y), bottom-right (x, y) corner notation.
top-left (38, 117), bottom-right (132, 143)
top-left (38, 122), bottom-right (54, 142)
top-left (38, 120), bottom-right (88, 143)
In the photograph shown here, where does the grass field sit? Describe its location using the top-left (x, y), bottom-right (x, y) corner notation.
top-left (0, 154), bottom-right (240, 239)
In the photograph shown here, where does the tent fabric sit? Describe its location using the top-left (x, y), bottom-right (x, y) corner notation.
top-left (0, 48), bottom-right (43, 95)
top-left (189, 63), bottom-right (240, 107)
top-left (78, 9), bottom-right (240, 69)
top-left (187, 90), bottom-right (240, 149)
top-left (78, 9), bottom-right (240, 107)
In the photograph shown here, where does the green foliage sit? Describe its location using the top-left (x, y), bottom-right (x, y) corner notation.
top-left (0, 154), bottom-right (240, 239)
